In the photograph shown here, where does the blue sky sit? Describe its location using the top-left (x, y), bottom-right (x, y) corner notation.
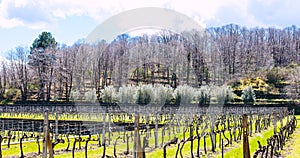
top-left (0, 0), bottom-right (300, 56)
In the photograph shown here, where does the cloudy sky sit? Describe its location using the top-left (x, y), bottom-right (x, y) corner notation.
top-left (0, 0), bottom-right (299, 56)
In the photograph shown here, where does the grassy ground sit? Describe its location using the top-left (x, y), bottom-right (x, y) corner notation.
top-left (281, 115), bottom-right (300, 158)
top-left (218, 116), bottom-right (291, 158)
top-left (0, 120), bottom-right (230, 157)
top-left (218, 126), bottom-right (274, 158)
top-left (0, 115), bottom-right (296, 158)
top-left (53, 117), bottom-right (290, 158)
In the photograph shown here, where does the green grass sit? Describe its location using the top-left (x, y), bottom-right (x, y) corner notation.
top-left (220, 127), bottom-right (274, 158)
top-left (0, 115), bottom-right (296, 158)
top-left (0, 121), bottom-right (213, 157)
top-left (282, 115), bottom-right (300, 158)
top-left (2, 134), bottom-right (104, 157)
top-left (218, 116), bottom-right (290, 158)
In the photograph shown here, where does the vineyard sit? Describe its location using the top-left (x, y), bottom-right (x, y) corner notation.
top-left (0, 104), bottom-right (297, 158)
top-left (1, 1), bottom-right (300, 158)
top-left (1, 18), bottom-right (300, 158)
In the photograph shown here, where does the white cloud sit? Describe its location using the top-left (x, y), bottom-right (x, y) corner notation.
top-left (0, 0), bottom-right (55, 28)
top-left (0, 0), bottom-right (216, 29)
top-left (0, 0), bottom-right (299, 29)
top-left (206, 0), bottom-right (264, 27)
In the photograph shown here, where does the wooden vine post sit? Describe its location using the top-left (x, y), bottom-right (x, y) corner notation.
top-left (43, 110), bottom-right (53, 158)
top-left (154, 114), bottom-right (159, 148)
top-left (55, 112), bottom-right (59, 141)
top-left (0, 135), bottom-right (2, 158)
top-left (242, 114), bottom-right (250, 158)
top-left (134, 113), bottom-right (143, 158)
top-left (273, 112), bottom-right (278, 134)
top-left (42, 110), bottom-right (48, 158)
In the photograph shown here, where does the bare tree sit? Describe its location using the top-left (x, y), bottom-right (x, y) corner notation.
top-left (54, 45), bottom-right (78, 101)
top-left (9, 46), bottom-right (29, 101)
top-left (0, 61), bottom-right (7, 100)
top-left (91, 42), bottom-right (108, 100)
top-left (28, 32), bottom-right (57, 101)
top-left (285, 66), bottom-right (300, 100)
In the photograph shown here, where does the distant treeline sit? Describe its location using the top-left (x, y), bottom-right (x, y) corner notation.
top-left (0, 24), bottom-right (299, 102)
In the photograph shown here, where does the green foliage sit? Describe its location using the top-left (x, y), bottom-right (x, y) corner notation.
top-left (174, 84), bottom-right (194, 105)
top-left (70, 90), bottom-right (81, 101)
top-left (101, 86), bottom-right (117, 103)
top-left (284, 66), bottom-right (300, 100)
top-left (84, 89), bottom-right (97, 103)
top-left (215, 86), bottom-right (234, 105)
top-left (27, 32), bottom-right (58, 101)
top-left (150, 84), bottom-right (174, 105)
top-left (29, 32), bottom-right (57, 66)
top-left (241, 85), bottom-right (256, 105)
top-left (232, 77), bottom-right (271, 92)
top-left (194, 85), bottom-right (211, 106)
top-left (117, 85), bottom-right (138, 104)
top-left (117, 84), bottom-right (173, 105)
top-left (266, 67), bottom-right (284, 87)
top-left (231, 77), bottom-right (272, 100)
top-left (136, 85), bottom-right (152, 105)
top-left (31, 32), bottom-right (57, 50)
top-left (5, 88), bottom-right (19, 100)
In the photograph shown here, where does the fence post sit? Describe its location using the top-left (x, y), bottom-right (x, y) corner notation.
top-left (242, 114), bottom-right (250, 158)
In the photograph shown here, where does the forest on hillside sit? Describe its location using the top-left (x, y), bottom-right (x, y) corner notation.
top-left (0, 24), bottom-right (299, 103)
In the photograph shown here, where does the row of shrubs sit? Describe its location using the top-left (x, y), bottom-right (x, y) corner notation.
top-left (71, 84), bottom-right (256, 105)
